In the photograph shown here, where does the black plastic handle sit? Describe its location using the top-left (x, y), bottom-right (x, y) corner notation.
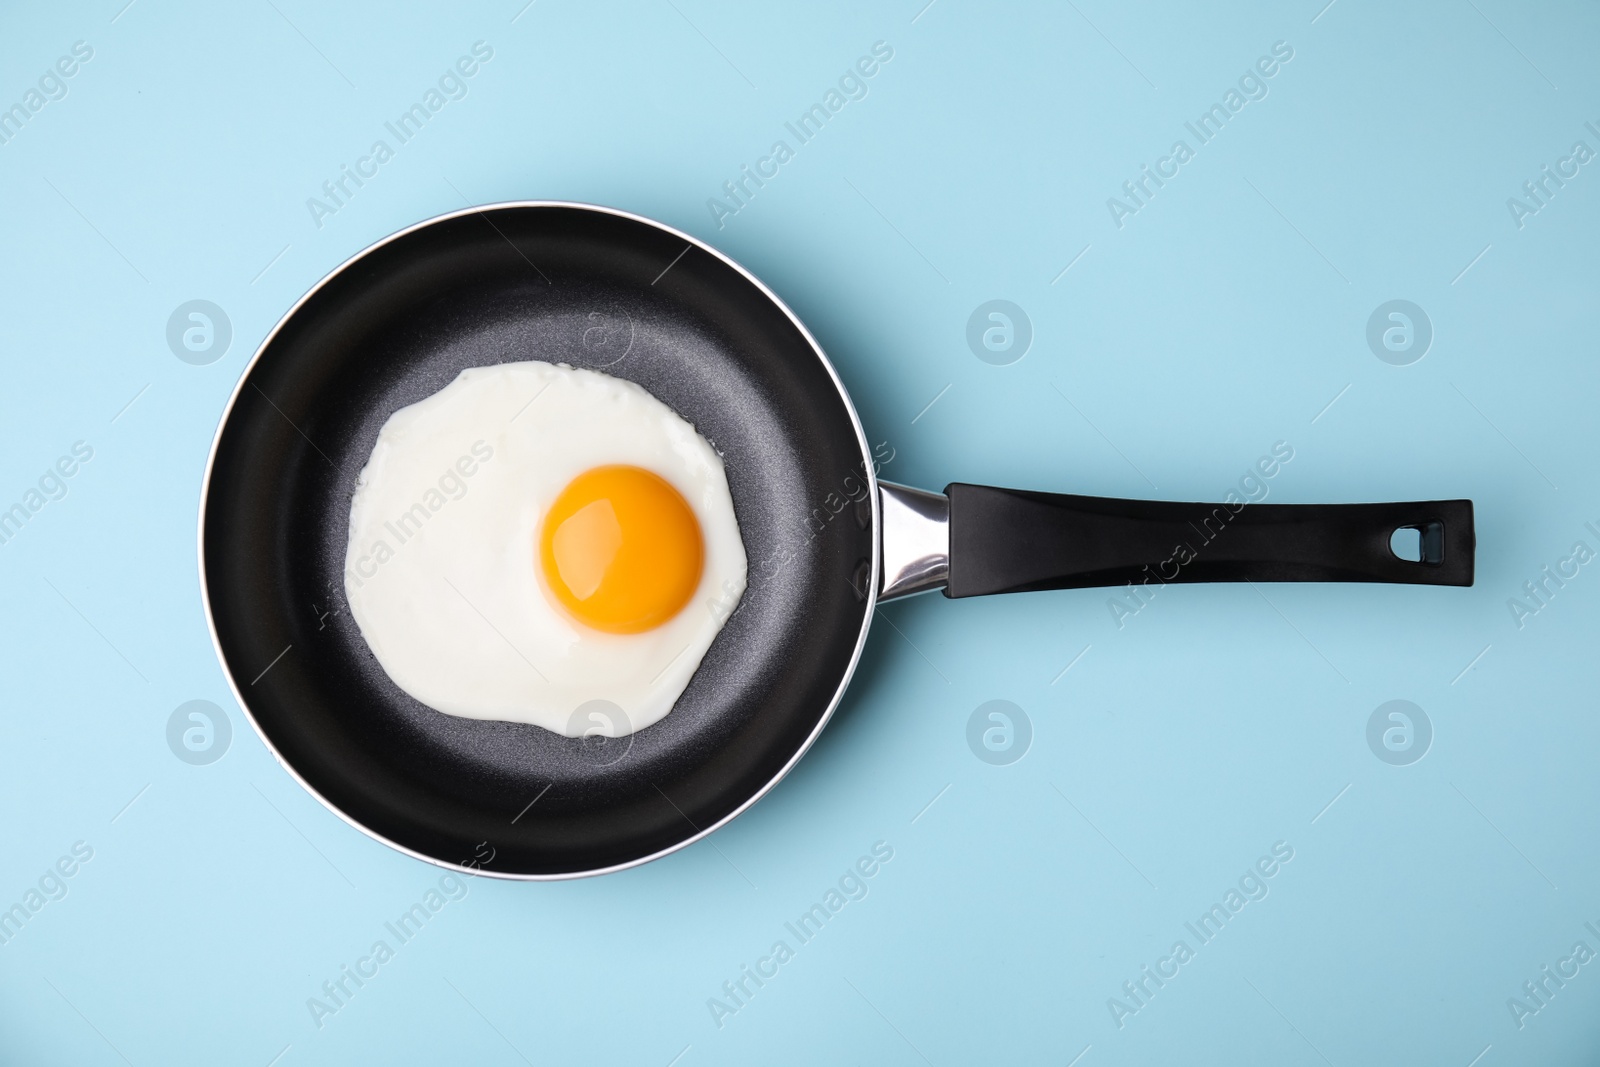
top-left (944, 484), bottom-right (1474, 598)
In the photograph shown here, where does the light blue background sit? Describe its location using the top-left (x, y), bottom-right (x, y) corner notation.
top-left (2, 0), bottom-right (1597, 1063)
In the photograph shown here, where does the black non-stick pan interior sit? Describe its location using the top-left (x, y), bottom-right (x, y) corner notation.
top-left (203, 205), bottom-right (876, 876)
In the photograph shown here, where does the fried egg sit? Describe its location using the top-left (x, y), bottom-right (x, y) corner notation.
top-left (343, 362), bottom-right (747, 738)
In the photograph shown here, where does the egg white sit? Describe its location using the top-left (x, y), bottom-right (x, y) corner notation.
top-left (343, 362), bottom-right (747, 737)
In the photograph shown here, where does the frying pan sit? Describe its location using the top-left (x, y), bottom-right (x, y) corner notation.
top-left (201, 202), bottom-right (1475, 879)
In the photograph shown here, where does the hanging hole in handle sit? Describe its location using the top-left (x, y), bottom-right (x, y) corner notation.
top-left (1390, 522), bottom-right (1445, 565)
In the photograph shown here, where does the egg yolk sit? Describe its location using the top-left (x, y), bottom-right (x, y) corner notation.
top-left (538, 465), bottom-right (704, 634)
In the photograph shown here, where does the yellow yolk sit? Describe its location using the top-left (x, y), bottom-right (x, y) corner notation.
top-left (538, 465), bottom-right (705, 634)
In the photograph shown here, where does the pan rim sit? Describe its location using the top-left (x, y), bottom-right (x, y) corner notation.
top-left (197, 200), bottom-right (881, 880)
